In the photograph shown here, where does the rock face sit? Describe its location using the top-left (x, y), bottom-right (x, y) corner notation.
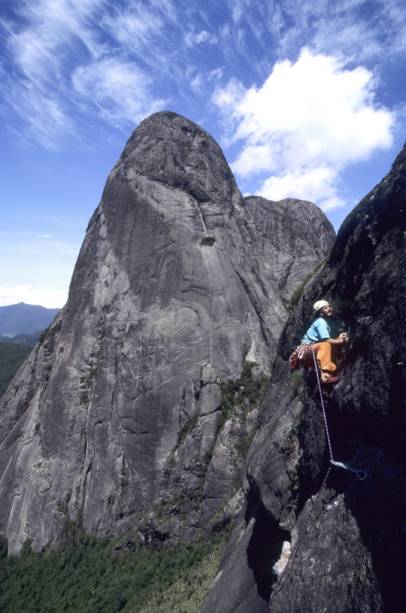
top-left (201, 145), bottom-right (406, 612)
top-left (0, 112), bottom-right (334, 555)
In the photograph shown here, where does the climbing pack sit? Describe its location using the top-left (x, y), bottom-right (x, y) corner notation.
top-left (289, 342), bottom-right (313, 371)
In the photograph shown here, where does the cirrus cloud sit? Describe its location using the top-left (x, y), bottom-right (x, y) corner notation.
top-left (72, 57), bottom-right (166, 127)
top-left (185, 29), bottom-right (218, 47)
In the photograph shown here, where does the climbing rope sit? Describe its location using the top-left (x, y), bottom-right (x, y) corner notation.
top-left (270, 351), bottom-right (369, 601)
top-left (311, 348), bottom-right (367, 481)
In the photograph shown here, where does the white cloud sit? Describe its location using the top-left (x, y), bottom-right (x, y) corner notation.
top-left (187, 66), bottom-right (224, 97)
top-left (0, 0), bottom-right (105, 146)
top-left (223, 0), bottom-right (406, 67)
top-left (232, 144), bottom-right (276, 176)
top-left (2, 0), bottom-right (403, 154)
top-left (213, 48), bottom-right (394, 210)
top-left (1, 0), bottom-right (166, 145)
top-left (5, 0), bottom-right (105, 82)
top-left (307, 0), bottom-right (406, 64)
top-left (185, 30), bottom-right (217, 47)
top-left (0, 285), bottom-right (67, 309)
top-left (102, 3), bottom-right (163, 49)
top-left (208, 68), bottom-right (224, 81)
top-left (258, 167), bottom-right (345, 211)
top-left (0, 66), bottom-right (75, 149)
top-left (72, 57), bottom-right (166, 127)
top-left (231, 0), bottom-right (252, 23)
top-left (190, 73), bottom-right (204, 95)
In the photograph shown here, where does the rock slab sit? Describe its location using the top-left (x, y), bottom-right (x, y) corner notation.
top-left (0, 112), bottom-right (334, 554)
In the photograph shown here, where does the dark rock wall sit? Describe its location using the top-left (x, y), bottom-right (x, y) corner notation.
top-left (202, 144), bottom-right (406, 612)
top-left (0, 112), bottom-right (334, 554)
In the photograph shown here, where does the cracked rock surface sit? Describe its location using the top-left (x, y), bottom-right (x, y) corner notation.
top-left (0, 112), bottom-right (334, 554)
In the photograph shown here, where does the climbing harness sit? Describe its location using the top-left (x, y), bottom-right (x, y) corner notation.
top-left (289, 342), bottom-right (313, 370)
top-left (311, 349), bottom-right (367, 481)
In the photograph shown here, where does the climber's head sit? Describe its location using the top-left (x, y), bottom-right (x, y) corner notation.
top-left (313, 300), bottom-right (333, 317)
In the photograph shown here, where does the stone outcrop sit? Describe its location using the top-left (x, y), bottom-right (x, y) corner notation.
top-left (201, 144), bottom-right (406, 612)
top-left (0, 112), bottom-right (334, 555)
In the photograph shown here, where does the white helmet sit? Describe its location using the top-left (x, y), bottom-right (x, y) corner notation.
top-left (313, 299), bottom-right (330, 315)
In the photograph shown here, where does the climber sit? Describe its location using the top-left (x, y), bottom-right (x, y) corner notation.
top-left (301, 299), bottom-right (349, 383)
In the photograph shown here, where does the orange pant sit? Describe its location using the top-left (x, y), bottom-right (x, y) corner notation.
top-left (312, 342), bottom-right (336, 373)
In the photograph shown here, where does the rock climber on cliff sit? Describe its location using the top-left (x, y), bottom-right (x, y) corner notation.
top-left (301, 299), bottom-right (349, 383)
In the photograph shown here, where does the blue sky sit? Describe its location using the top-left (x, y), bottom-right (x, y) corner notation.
top-left (1, 0), bottom-right (405, 308)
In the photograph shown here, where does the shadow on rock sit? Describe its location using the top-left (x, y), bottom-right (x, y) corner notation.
top-left (245, 475), bottom-right (290, 603)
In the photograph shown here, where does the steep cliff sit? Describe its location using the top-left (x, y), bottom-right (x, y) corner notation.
top-left (0, 112), bottom-right (334, 554)
top-left (202, 145), bottom-right (406, 612)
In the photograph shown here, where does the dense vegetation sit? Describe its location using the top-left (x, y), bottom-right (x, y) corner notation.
top-left (0, 530), bottom-right (228, 613)
top-left (0, 341), bottom-right (31, 396)
top-left (220, 361), bottom-right (268, 420)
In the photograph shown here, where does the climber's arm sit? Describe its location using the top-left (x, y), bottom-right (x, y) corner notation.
top-left (327, 332), bottom-right (348, 345)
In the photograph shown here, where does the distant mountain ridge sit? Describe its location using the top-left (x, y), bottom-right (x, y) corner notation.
top-left (0, 302), bottom-right (59, 337)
